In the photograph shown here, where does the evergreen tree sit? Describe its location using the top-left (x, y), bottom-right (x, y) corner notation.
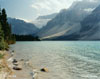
top-left (0, 23), bottom-right (6, 50)
top-left (0, 8), bottom-right (16, 50)
top-left (0, 8), bottom-right (15, 44)
top-left (0, 8), bottom-right (1, 22)
top-left (1, 9), bottom-right (8, 40)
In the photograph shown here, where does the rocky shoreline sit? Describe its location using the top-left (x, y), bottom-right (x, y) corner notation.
top-left (0, 51), bottom-right (49, 79)
top-left (0, 51), bottom-right (35, 79)
top-left (0, 51), bottom-right (13, 79)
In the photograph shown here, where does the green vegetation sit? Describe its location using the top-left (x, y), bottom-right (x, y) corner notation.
top-left (0, 23), bottom-right (5, 50)
top-left (0, 8), bottom-right (16, 50)
top-left (0, 53), bottom-right (4, 59)
top-left (0, 53), bottom-right (5, 71)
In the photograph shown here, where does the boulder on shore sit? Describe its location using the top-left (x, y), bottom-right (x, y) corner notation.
top-left (13, 67), bottom-right (22, 70)
top-left (12, 59), bottom-right (18, 63)
top-left (40, 68), bottom-right (49, 72)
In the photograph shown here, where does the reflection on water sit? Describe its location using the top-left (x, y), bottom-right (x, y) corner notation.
top-left (10, 41), bottom-right (100, 79)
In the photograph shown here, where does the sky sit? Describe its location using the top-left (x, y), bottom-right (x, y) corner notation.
top-left (0, 0), bottom-right (78, 22)
top-left (0, 0), bottom-right (98, 22)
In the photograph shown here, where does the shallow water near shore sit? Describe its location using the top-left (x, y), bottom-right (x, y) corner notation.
top-left (10, 41), bottom-right (100, 79)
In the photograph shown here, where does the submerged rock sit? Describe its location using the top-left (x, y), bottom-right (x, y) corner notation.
top-left (12, 50), bottom-right (14, 52)
top-left (20, 59), bottom-right (24, 61)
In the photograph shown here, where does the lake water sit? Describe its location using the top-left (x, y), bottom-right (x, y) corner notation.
top-left (10, 41), bottom-right (100, 79)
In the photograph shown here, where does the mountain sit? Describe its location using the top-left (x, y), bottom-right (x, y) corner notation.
top-left (8, 18), bottom-right (39, 35)
top-left (32, 13), bottom-right (57, 28)
top-left (37, 0), bottom-right (99, 40)
top-left (79, 5), bottom-right (100, 40)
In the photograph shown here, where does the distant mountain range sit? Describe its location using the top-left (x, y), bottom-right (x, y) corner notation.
top-left (7, 0), bottom-right (100, 40)
top-left (36, 0), bottom-right (100, 40)
top-left (32, 13), bottom-right (57, 28)
top-left (8, 18), bottom-right (39, 35)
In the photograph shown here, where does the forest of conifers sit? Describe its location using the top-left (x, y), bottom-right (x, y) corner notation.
top-left (0, 8), bottom-right (15, 50)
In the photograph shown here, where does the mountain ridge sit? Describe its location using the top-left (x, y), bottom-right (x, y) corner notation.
top-left (37, 0), bottom-right (99, 40)
top-left (8, 17), bottom-right (39, 35)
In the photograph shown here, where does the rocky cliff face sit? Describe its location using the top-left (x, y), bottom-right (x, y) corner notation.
top-left (80, 5), bottom-right (100, 40)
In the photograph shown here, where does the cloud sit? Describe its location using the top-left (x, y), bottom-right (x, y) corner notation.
top-left (31, 0), bottom-right (76, 15)
top-left (88, 0), bottom-right (98, 2)
top-left (31, 0), bottom-right (100, 16)
top-left (85, 0), bottom-right (100, 3)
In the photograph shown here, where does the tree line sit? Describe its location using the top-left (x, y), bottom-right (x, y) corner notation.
top-left (0, 8), bottom-right (15, 50)
top-left (15, 35), bottom-right (40, 41)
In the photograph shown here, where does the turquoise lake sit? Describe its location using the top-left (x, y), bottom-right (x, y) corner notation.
top-left (10, 41), bottom-right (100, 79)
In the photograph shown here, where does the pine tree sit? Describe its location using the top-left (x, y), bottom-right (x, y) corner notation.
top-left (0, 9), bottom-right (5, 50)
top-left (0, 8), bottom-right (15, 44)
top-left (0, 8), bottom-right (1, 22)
top-left (0, 22), bottom-right (6, 50)
top-left (0, 8), bottom-right (16, 50)
top-left (1, 9), bottom-right (8, 40)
